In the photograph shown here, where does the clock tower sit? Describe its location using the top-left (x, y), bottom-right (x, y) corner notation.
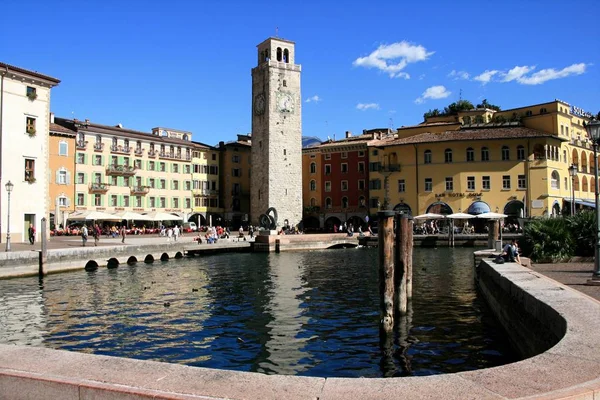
top-left (251, 37), bottom-right (302, 228)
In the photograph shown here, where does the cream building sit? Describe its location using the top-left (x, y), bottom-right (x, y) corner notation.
top-left (0, 62), bottom-right (60, 244)
top-left (190, 142), bottom-right (222, 226)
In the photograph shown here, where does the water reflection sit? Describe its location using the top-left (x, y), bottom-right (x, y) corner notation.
top-left (0, 248), bottom-right (517, 377)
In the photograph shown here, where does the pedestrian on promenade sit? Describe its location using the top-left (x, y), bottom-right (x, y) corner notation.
top-left (167, 227), bottom-right (173, 243)
top-left (93, 224), bottom-right (101, 246)
top-left (81, 225), bottom-right (88, 247)
top-left (28, 223), bottom-right (35, 245)
top-left (120, 225), bottom-right (126, 244)
top-left (173, 225), bottom-right (180, 242)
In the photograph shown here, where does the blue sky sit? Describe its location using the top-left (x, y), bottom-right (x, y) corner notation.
top-left (2, 0), bottom-right (598, 145)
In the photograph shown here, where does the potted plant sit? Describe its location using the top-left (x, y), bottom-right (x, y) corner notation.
top-left (26, 177), bottom-right (36, 184)
top-left (27, 91), bottom-right (37, 101)
top-left (26, 127), bottom-right (36, 137)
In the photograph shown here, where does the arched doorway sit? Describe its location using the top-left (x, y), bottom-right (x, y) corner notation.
top-left (347, 215), bottom-right (364, 230)
top-left (504, 200), bottom-right (525, 227)
top-left (467, 200), bottom-right (491, 215)
top-left (302, 216), bottom-right (320, 232)
top-left (393, 203), bottom-right (412, 215)
top-left (325, 216), bottom-right (342, 232)
top-left (552, 201), bottom-right (561, 217)
top-left (426, 202), bottom-right (453, 215)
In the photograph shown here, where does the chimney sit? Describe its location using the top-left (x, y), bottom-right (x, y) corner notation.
top-left (50, 112), bottom-right (55, 123)
top-left (345, 131), bottom-right (352, 138)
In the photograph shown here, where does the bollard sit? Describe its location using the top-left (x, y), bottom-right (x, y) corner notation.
top-left (378, 210), bottom-right (396, 334)
top-left (275, 239), bottom-right (280, 253)
top-left (487, 220), bottom-right (499, 250)
top-left (395, 214), bottom-right (413, 314)
top-left (39, 217), bottom-right (48, 276)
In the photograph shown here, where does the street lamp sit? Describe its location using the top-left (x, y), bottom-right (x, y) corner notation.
top-left (584, 119), bottom-right (600, 283)
top-left (568, 164), bottom-right (578, 216)
top-left (5, 181), bottom-right (13, 252)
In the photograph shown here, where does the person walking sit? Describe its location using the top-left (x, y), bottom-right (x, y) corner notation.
top-left (173, 225), bottom-right (180, 242)
top-left (81, 225), bottom-right (88, 247)
top-left (167, 227), bottom-right (173, 243)
top-left (93, 223), bottom-right (101, 246)
top-left (120, 225), bottom-right (126, 244)
top-left (28, 223), bottom-right (35, 245)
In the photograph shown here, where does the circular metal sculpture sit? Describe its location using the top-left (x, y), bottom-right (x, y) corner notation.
top-left (259, 207), bottom-right (278, 230)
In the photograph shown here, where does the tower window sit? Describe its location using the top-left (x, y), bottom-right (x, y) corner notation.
top-left (283, 80), bottom-right (287, 87)
top-left (283, 49), bottom-right (289, 63)
top-left (277, 47), bottom-right (282, 62)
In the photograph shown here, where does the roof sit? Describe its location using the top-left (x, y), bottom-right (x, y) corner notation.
top-left (378, 126), bottom-right (565, 147)
top-left (0, 62), bottom-right (61, 85)
top-left (49, 123), bottom-right (76, 136)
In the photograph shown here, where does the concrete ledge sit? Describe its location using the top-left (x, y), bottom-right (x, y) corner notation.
top-left (1, 260), bottom-right (600, 399)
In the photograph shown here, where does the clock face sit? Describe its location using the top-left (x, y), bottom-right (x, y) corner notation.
top-left (254, 93), bottom-right (266, 115)
top-left (277, 92), bottom-right (294, 113)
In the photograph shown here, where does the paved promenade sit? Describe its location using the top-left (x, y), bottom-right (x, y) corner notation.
top-left (531, 261), bottom-right (600, 302)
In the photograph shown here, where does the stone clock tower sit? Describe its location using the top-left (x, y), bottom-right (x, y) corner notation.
top-left (251, 37), bottom-right (302, 228)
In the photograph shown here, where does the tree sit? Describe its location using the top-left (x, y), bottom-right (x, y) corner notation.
top-left (443, 100), bottom-right (474, 115)
top-left (423, 108), bottom-right (441, 119)
top-left (476, 99), bottom-right (501, 111)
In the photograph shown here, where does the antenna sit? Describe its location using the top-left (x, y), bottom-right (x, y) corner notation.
top-left (275, 27), bottom-right (279, 37)
top-left (459, 89), bottom-right (463, 101)
top-left (389, 117), bottom-right (394, 131)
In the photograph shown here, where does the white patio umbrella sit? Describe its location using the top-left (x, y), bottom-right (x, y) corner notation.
top-left (446, 212), bottom-right (476, 219)
top-left (112, 211), bottom-right (154, 221)
top-left (144, 212), bottom-right (183, 222)
top-left (476, 212), bottom-right (508, 219)
top-left (68, 211), bottom-right (122, 221)
top-left (413, 213), bottom-right (446, 220)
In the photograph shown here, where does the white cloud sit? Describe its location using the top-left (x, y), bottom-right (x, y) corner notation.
top-left (473, 70), bottom-right (500, 84)
top-left (448, 70), bottom-right (470, 80)
top-left (501, 65), bottom-right (535, 82)
top-left (415, 85), bottom-right (451, 104)
top-left (356, 103), bottom-right (380, 111)
top-left (305, 95), bottom-right (322, 103)
top-left (517, 63), bottom-right (587, 85)
top-left (353, 41), bottom-right (434, 78)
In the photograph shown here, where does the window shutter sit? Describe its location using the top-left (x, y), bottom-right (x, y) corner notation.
top-left (66, 171), bottom-right (71, 185)
top-left (83, 173), bottom-right (87, 184)
top-left (83, 194), bottom-right (87, 206)
top-left (66, 198), bottom-right (71, 207)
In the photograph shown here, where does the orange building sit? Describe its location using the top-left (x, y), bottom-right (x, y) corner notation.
top-left (49, 116), bottom-right (76, 229)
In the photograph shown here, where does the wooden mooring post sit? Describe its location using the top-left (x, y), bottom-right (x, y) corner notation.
top-left (395, 214), bottom-right (413, 314)
top-left (39, 217), bottom-right (47, 276)
top-left (487, 220), bottom-right (500, 250)
top-left (378, 210), bottom-right (396, 334)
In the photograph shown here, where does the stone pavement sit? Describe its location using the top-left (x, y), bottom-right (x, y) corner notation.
top-left (531, 261), bottom-right (600, 302)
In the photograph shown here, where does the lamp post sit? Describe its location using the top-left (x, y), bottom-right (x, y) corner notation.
top-left (5, 181), bottom-right (13, 252)
top-left (568, 164), bottom-right (578, 216)
top-left (584, 119), bottom-right (600, 283)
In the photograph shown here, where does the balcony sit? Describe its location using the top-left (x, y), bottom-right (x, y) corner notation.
top-left (106, 164), bottom-right (137, 176)
top-left (89, 182), bottom-right (110, 193)
top-left (159, 151), bottom-right (182, 160)
top-left (93, 143), bottom-right (104, 152)
top-left (130, 186), bottom-right (150, 195)
top-left (76, 140), bottom-right (88, 150)
top-left (147, 149), bottom-right (157, 157)
top-left (134, 147), bottom-right (144, 156)
top-left (110, 145), bottom-right (131, 154)
top-left (193, 188), bottom-right (219, 196)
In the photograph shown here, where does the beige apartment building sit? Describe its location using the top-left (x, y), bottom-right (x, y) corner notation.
top-left (219, 135), bottom-right (251, 229)
top-left (190, 141), bottom-right (223, 226)
top-left (54, 118), bottom-right (194, 223)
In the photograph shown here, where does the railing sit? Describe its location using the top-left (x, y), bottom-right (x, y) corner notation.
top-left (110, 145), bottom-right (131, 154)
top-left (134, 148), bottom-right (144, 156)
top-left (93, 143), bottom-right (104, 152)
top-left (130, 186), bottom-right (150, 195)
top-left (106, 164), bottom-right (137, 176)
top-left (76, 140), bottom-right (88, 150)
top-left (159, 152), bottom-right (182, 160)
top-left (89, 182), bottom-right (110, 193)
top-left (147, 149), bottom-right (157, 157)
top-left (193, 189), bottom-right (219, 196)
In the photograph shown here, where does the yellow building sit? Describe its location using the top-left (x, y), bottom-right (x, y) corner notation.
top-left (218, 135), bottom-right (251, 229)
top-left (190, 142), bottom-right (222, 226)
top-left (49, 116), bottom-right (76, 229)
top-left (368, 100), bottom-right (595, 220)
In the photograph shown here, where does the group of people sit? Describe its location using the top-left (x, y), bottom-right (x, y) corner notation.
top-left (81, 224), bottom-right (126, 246)
top-left (500, 239), bottom-right (522, 264)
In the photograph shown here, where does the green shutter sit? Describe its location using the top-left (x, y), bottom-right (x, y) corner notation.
top-left (83, 154), bottom-right (87, 165)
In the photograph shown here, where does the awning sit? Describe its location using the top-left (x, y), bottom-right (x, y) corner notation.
top-left (565, 199), bottom-right (596, 208)
top-left (467, 201), bottom-right (491, 215)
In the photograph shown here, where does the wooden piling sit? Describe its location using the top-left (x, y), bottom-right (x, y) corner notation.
top-left (487, 220), bottom-right (499, 250)
top-left (378, 210), bottom-right (396, 334)
top-left (39, 217), bottom-right (47, 276)
top-left (395, 214), bottom-right (413, 314)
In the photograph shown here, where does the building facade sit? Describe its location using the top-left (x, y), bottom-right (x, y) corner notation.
top-left (219, 135), bottom-right (251, 229)
top-left (190, 141), bottom-right (222, 226)
top-left (250, 37), bottom-right (303, 228)
top-left (49, 114), bottom-right (76, 229)
top-left (0, 62), bottom-right (60, 243)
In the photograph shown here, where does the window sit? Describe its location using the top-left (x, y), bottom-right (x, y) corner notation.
top-left (77, 173), bottom-right (84, 184)
top-left (325, 154), bottom-right (331, 160)
top-left (517, 145), bottom-right (525, 161)
top-left (123, 196), bottom-right (129, 207)
top-left (551, 171), bottom-right (560, 189)
top-left (370, 198), bottom-right (379, 208)
top-left (518, 174), bottom-right (526, 189)
top-left (341, 163), bottom-right (348, 173)
top-left (135, 196), bottom-right (142, 207)
top-left (110, 175), bottom-right (117, 186)
top-left (481, 147), bottom-right (489, 161)
top-left (445, 177), bottom-right (453, 191)
top-left (94, 173), bottom-right (101, 183)
top-left (358, 151), bottom-right (365, 157)
top-left (540, 108), bottom-right (547, 114)
top-left (95, 155), bottom-right (102, 165)
top-left (160, 198), bottom-right (166, 208)
top-left (149, 178), bottom-right (155, 188)
top-left (149, 197), bottom-right (156, 208)
top-left (111, 155), bottom-right (118, 165)
top-left (123, 177), bottom-right (130, 187)
top-left (372, 150), bottom-right (378, 156)
top-left (444, 149), bottom-right (453, 163)
top-left (466, 147), bottom-right (474, 162)
top-left (26, 86), bottom-right (37, 99)
top-left (173, 180), bottom-right (179, 190)
top-left (310, 162), bottom-right (316, 174)
top-left (77, 153), bottom-right (85, 164)
top-left (561, 125), bottom-right (564, 136)
top-left (58, 170), bottom-right (67, 184)
top-left (134, 159), bottom-right (142, 169)
top-left (160, 179), bottom-right (166, 189)
top-left (525, 110), bottom-right (533, 117)
top-left (232, 155), bottom-right (240, 163)
top-left (58, 141), bottom-right (68, 156)
top-left (482, 176), bottom-right (491, 190)
top-left (502, 175), bottom-right (511, 190)
top-left (501, 146), bottom-right (510, 161)
top-left (358, 162), bottom-right (365, 173)
top-left (341, 152), bottom-right (348, 159)
top-left (369, 179), bottom-right (382, 190)
top-left (24, 159), bottom-right (35, 181)
top-left (173, 198), bottom-right (179, 208)
top-left (398, 179), bottom-right (405, 193)
top-left (424, 150), bottom-right (432, 164)
top-left (94, 194), bottom-right (101, 206)
top-left (111, 195), bottom-right (118, 207)
top-left (310, 180), bottom-right (316, 191)
top-left (77, 193), bottom-right (84, 206)
top-left (325, 181), bottom-right (331, 192)
top-left (325, 164), bottom-right (331, 175)
top-left (358, 180), bottom-right (365, 190)
top-left (326, 198), bottom-right (332, 209)
top-left (185, 181), bottom-right (191, 190)
top-left (232, 168), bottom-right (241, 177)
top-left (342, 197), bottom-right (349, 208)
top-left (26, 117), bottom-right (36, 135)
top-left (57, 197), bottom-right (67, 206)
top-left (341, 180), bottom-right (348, 191)
top-left (149, 161), bottom-right (155, 170)
top-left (184, 165), bottom-right (191, 174)
top-left (159, 162), bottom-right (166, 172)
top-left (467, 176), bottom-right (475, 191)
top-left (565, 126), bottom-right (569, 136)
top-left (424, 178), bottom-right (432, 192)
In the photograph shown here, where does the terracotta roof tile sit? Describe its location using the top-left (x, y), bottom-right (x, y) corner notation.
top-left (49, 123), bottom-right (76, 135)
